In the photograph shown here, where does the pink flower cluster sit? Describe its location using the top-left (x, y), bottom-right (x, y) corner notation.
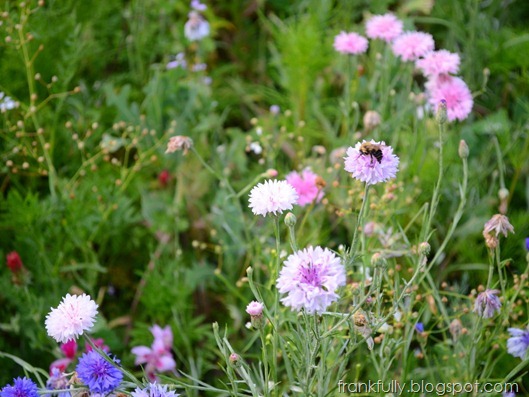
top-left (131, 325), bottom-right (176, 381)
top-left (334, 13), bottom-right (473, 121)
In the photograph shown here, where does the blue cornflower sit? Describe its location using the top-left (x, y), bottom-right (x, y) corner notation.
top-left (525, 237), bottom-right (529, 251)
top-left (0, 377), bottom-right (39, 397)
top-left (76, 351), bottom-right (123, 393)
top-left (415, 322), bottom-right (424, 333)
top-left (507, 327), bottom-right (529, 359)
top-left (131, 383), bottom-right (180, 397)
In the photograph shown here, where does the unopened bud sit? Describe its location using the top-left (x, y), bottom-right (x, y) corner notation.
top-left (498, 188), bottom-right (509, 201)
top-left (229, 353), bottom-right (242, 368)
top-left (363, 110), bottom-right (381, 132)
top-left (370, 252), bottom-right (384, 267)
top-left (284, 212), bottom-right (297, 227)
top-left (419, 242), bottom-right (431, 256)
top-left (436, 99), bottom-right (447, 124)
top-left (458, 140), bottom-right (469, 159)
top-left (265, 168), bottom-right (278, 178)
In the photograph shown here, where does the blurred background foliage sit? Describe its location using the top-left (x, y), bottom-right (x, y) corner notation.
top-left (1, 0), bottom-right (529, 389)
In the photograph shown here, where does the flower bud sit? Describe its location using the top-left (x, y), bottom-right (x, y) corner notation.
top-left (229, 353), bottom-right (242, 368)
top-left (370, 252), bottom-right (384, 267)
top-left (436, 99), bottom-right (447, 124)
top-left (246, 301), bottom-right (265, 329)
top-left (363, 110), bottom-right (381, 132)
top-left (284, 212), bottom-right (297, 227)
top-left (498, 188), bottom-right (509, 201)
top-left (418, 242), bottom-right (431, 256)
top-left (458, 140), bottom-right (469, 159)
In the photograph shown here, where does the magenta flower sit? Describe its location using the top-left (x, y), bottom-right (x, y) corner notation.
top-left (392, 32), bottom-right (434, 61)
top-left (344, 140), bottom-right (399, 185)
top-left (365, 14), bottom-right (403, 42)
top-left (286, 169), bottom-right (324, 207)
top-left (416, 50), bottom-right (460, 78)
top-left (426, 76), bottom-right (473, 122)
top-left (473, 289), bottom-right (501, 318)
top-left (45, 294), bottom-right (98, 343)
top-left (60, 340), bottom-right (78, 359)
top-left (276, 246), bottom-right (346, 314)
top-left (248, 180), bottom-right (298, 216)
top-left (333, 32), bottom-right (368, 55)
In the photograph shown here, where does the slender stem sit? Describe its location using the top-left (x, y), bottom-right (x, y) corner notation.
top-left (348, 183), bottom-right (370, 265)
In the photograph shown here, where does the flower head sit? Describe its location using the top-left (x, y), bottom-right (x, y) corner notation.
top-left (184, 11), bottom-right (210, 41)
top-left (76, 351), bottom-right (123, 393)
top-left (132, 383), bottom-right (180, 397)
top-left (333, 32), bottom-right (368, 55)
top-left (246, 301), bottom-right (264, 316)
top-left (473, 289), bottom-right (501, 318)
top-left (0, 92), bottom-right (18, 112)
top-left (365, 14), bottom-right (403, 42)
top-left (0, 377), bottom-right (39, 397)
top-left (483, 214), bottom-right (515, 237)
top-left (416, 50), bottom-right (460, 78)
top-left (248, 180), bottom-right (298, 216)
top-left (344, 140), bottom-right (399, 185)
top-left (426, 76), bottom-right (473, 122)
top-left (190, 0), bottom-right (207, 11)
top-left (45, 294), bottom-right (98, 343)
top-left (285, 169), bottom-right (324, 207)
top-left (6, 251), bottom-right (23, 273)
top-left (165, 136), bottom-right (193, 155)
top-left (46, 368), bottom-right (71, 397)
top-left (415, 323), bottom-right (424, 333)
top-left (131, 325), bottom-right (176, 382)
top-left (276, 246), bottom-right (346, 314)
top-left (392, 32), bottom-right (434, 62)
top-left (60, 339), bottom-right (78, 359)
top-left (507, 327), bottom-right (529, 359)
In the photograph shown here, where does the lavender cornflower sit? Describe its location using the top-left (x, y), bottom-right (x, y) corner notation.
top-left (46, 369), bottom-right (71, 397)
top-left (344, 140), bottom-right (399, 185)
top-left (184, 11), bottom-right (210, 41)
top-left (0, 378), bottom-right (39, 397)
top-left (507, 327), bottom-right (529, 359)
top-left (473, 289), bottom-right (501, 318)
top-left (131, 383), bottom-right (180, 397)
top-left (76, 351), bottom-right (123, 393)
top-left (276, 246), bottom-right (346, 314)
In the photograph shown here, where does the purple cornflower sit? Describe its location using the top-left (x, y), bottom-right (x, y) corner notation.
top-left (344, 140), bottom-right (399, 185)
top-left (131, 383), bottom-right (180, 397)
top-left (507, 327), bottom-right (529, 359)
top-left (474, 289), bottom-right (501, 318)
top-left (190, 0), bottom-right (207, 11)
top-left (46, 368), bottom-right (71, 397)
top-left (0, 378), bottom-right (39, 397)
top-left (525, 237), bottom-right (529, 251)
top-left (76, 351), bottom-right (123, 393)
top-left (276, 246), bottom-right (346, 314)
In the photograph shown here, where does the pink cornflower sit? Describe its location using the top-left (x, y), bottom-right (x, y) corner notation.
top-left (166, 136), bottom-right (193, 154)
top-left (474, 289), bottom-right (501, 318)
top-left (6, 251), bottom-right (23, 273)
top-left (246, 301), bottom-right (264, 316)
top-left (248, 180), bottom-right (298, 216)
top-left (426, 76), bottom-right (473, 122)
top-left (344, 140), bottom-right (399, 185)
top-left (483, 214), bottom-right (515, 237)
top-left (333, 32), bottom-right (368, 55)
top-left (286, 169), bottom-right (324, 207)
top-left (61, 339), bottom-right (78, 359)
top-left (45, 294), bottom-right (98, 343)
top-left (416, 50), bottom-right (460, 78)
top-left (392, 32), bottom-right (434, 61)
top-left (131, 324), bottom-right (176, 381)
top-left (365, 13), bottom-right (403, 42)
top-left (276, 246), bottom-right (346, 314)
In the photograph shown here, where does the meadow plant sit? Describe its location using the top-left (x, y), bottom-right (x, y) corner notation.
top-left (2, 1), bottom-right (529, 396)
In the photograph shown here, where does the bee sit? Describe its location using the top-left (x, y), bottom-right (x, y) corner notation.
top-left (359, 142), bottom-right (383, 164)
